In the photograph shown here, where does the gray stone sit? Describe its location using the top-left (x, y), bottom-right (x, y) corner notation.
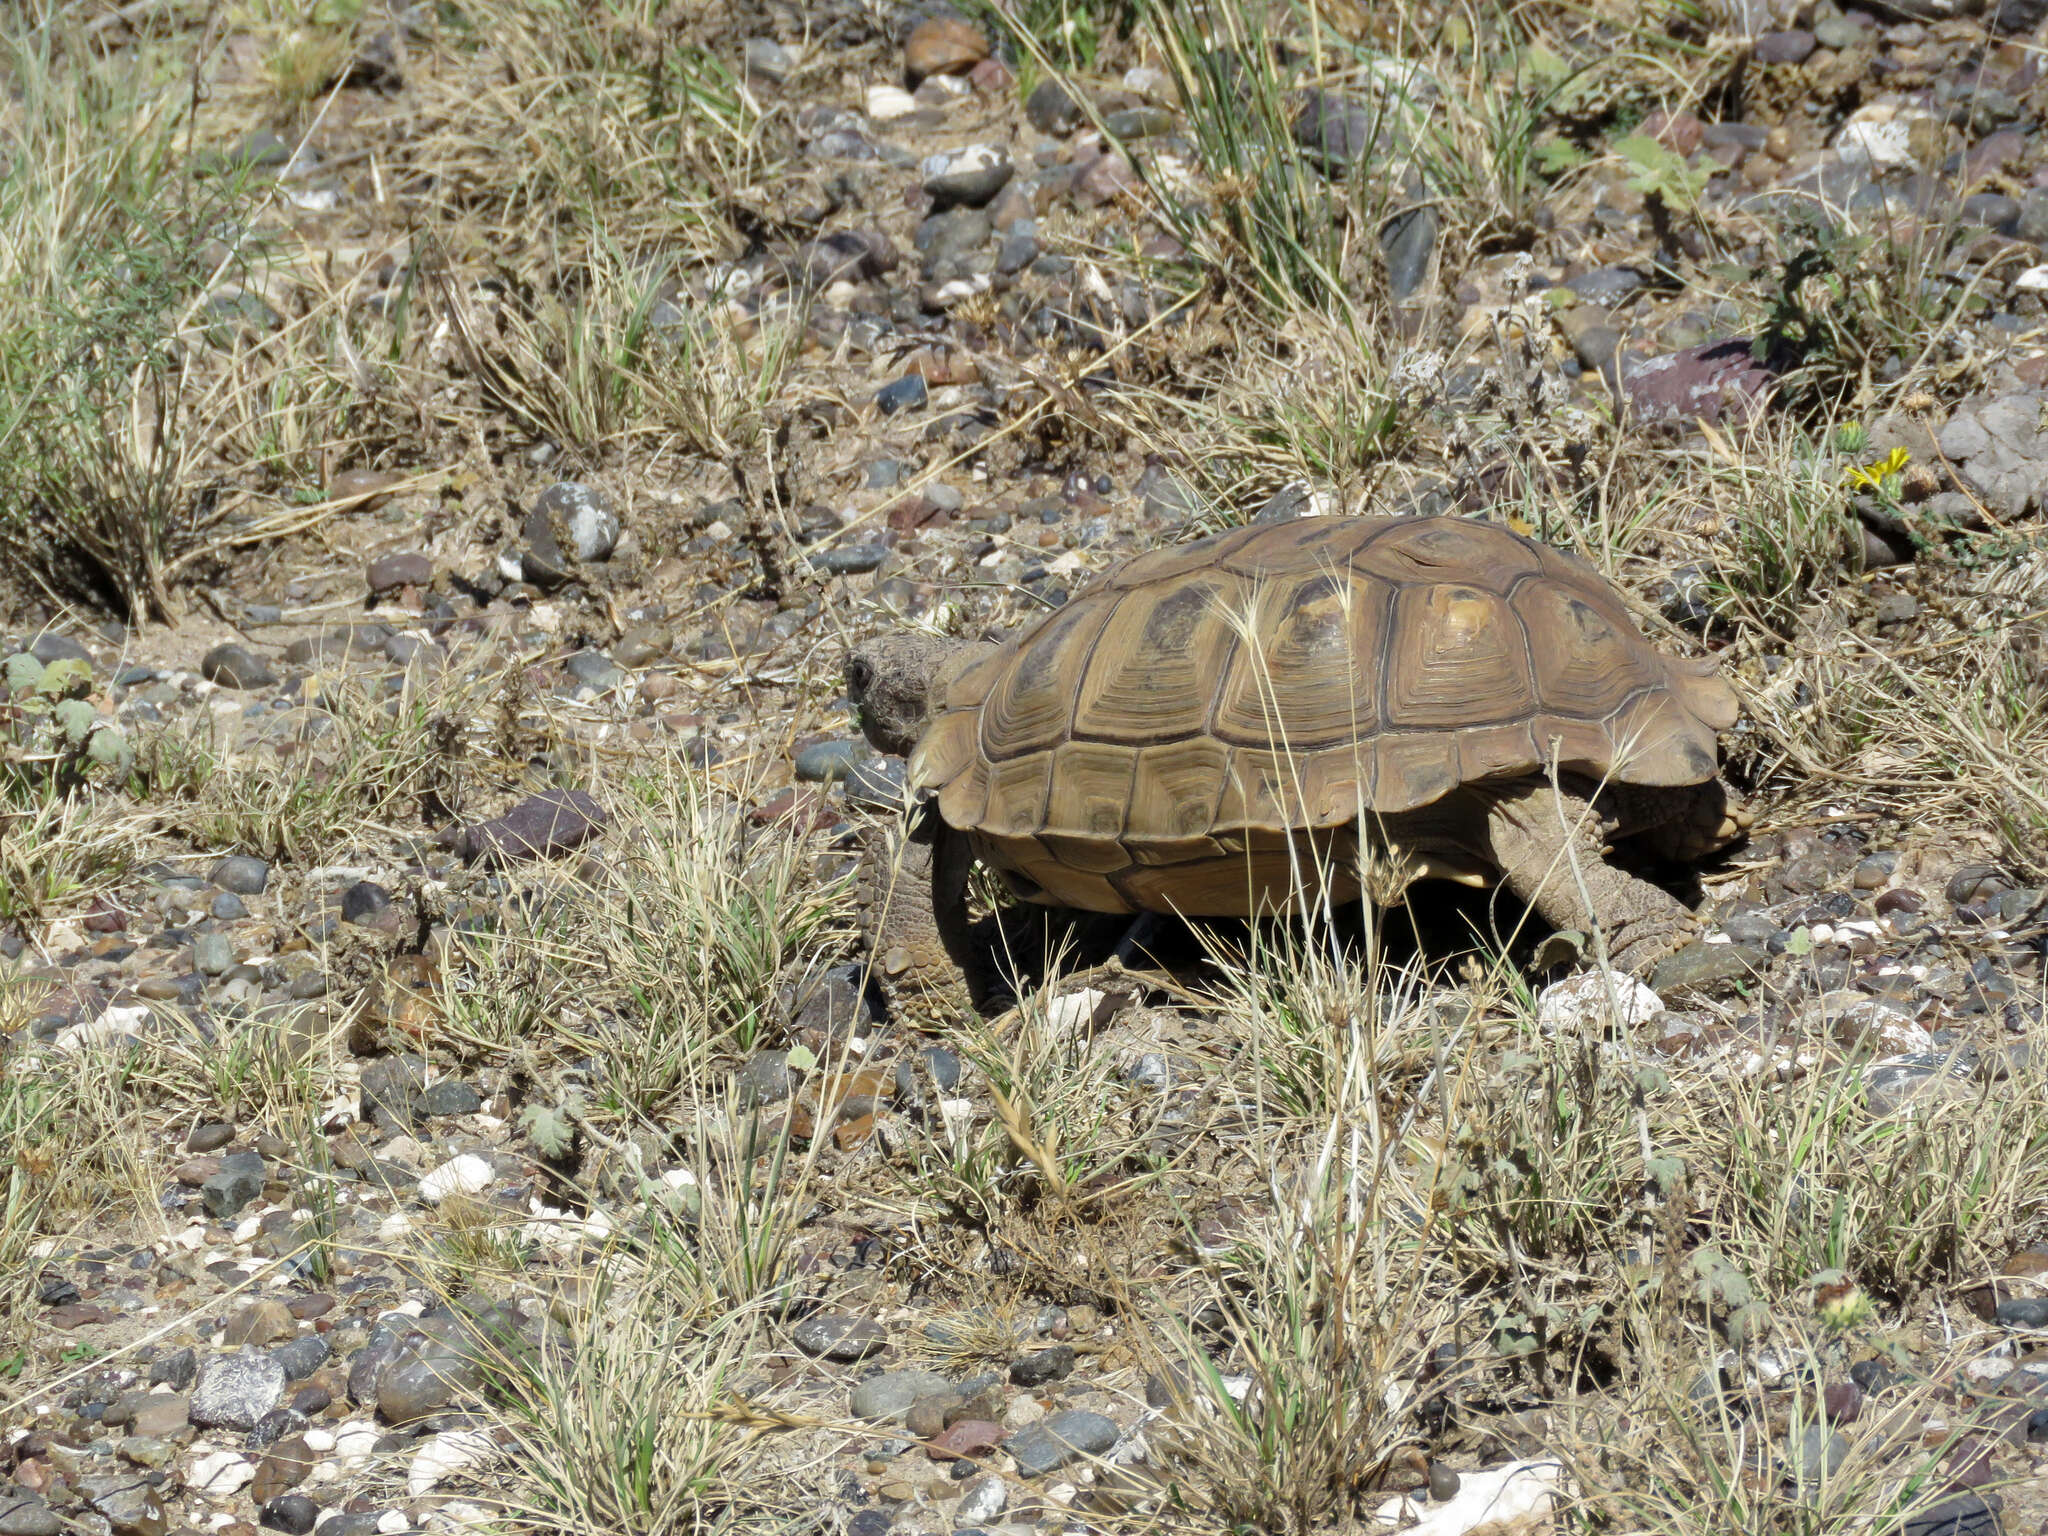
top-left (735, 1051), bottom-right (795, 1108)
top-left (1009, 1344), bottom-right (1074, 1387)
top-left (1382, 204), bottom-right (1437, 301)
top-left (340, 881), bottom-right (390, 923)
top-left (191, 1348), bottom-right (289, 1430)
top-left (564, 650), bottom-right (625, 690)
top-left (844, 755), bottom-right (905, 812)
top-left (375, 1349), bottom-right (482, 1423)
top-left (29, 633), bottom-right (92, 665)
top-left (1294, 90), bottom-right (1379, 171)
top-left (876, 375), bottom-right (927, 415)
top-left (2017, 189), bottom-right (2048, 246)
top-left (1566, 264), bottom-right (1647, 306)
top-left (522, 482), bottom-right (620, 585)
top-left (850, 1368), bottom-right (952, 1421)
top-left (202, 1151), bottom-right (268, 1219)
top-left (418, 1079), bottom-right (481, 1117)
top-left (794, 738), bottom-right (866, 783)
top-left (1754, 29), bottom-right (1816, 63)
top-left (1007, 1409), bottom-right (1118, 1477)
top-left (455, 789), bottom-right (607, 866)
top-left (921, 145), bottom-right (1013, 209)
top-left (211, 892), bottom-right (247, 920)
top-left (791, 1311), bottom-right (887, 1361)
top-left (270, 1334), bottom-right (331, 1381)
top-left (202, 644), bottom-right (277, 689)
top-left (1790, 1422), bottom-right (1849, 1486)
top-left (1651, 941), bottom-right (1767, 993)
top-left (149, 1346), bottom-right (197, 1389)
top-left (0, 1495), bottom-right (62, 1536)
top-left (1901, 1493), bottom-right (2001, 1536)
top-left (193, 931), bottom-right (236, 976)
top-left (80, 1475), bottom-right (167, 1536)
top-left (212, 855), bottom-right (271, 895)
top-left (1025, 79), bottom-right (1083, 135)
top-left (743, 37), bottom-right (794, 84)
top-left (811, 543), bottom-right (890, 575)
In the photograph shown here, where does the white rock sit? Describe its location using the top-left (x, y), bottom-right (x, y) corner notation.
top-left (54, 1004), bottom-right (151, 1053)
top-left (188, 1450), bottom-right (256, 1497)
top-left (409, 1428), bottom-right (499, 1498)
top-left (1374, 1459), bottom-right (1567, 1536)
top-left (1534, 970), bottom-right (1662, 1034)
top-left (302, 1428), bottom-right (336, 1453)
top-left (333, 1422), bottom-right (383, 1468)
top-left (958, 1475), bottom-right (1007, 1522)
top-left (419, 1154), bottom-right (494, 1204)
top-left (2015, 265), bottom-right (2048, 293)
top-left (866, 84), bottom-right (918, 119)
top-left (428, 1502), bottom-right (496, 1532)
top-left (377, 1511), bottom-right (412, 1535)
top-left (1044, 987), bottom-right (1110, 1037)
top-left (1834, 106), bottom-right (1935, 174)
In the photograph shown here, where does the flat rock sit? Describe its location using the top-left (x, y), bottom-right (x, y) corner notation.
top-left (792, 1311), bottom-right (887, 1361)
top-left (190, 1349), bottom-right (288, 1431)
top-left (455, 789), bottom-right (607, 865)
top-left (365, 553), bottom-right (432, 593)
top-left (202, 643), bottom-right (277, 689)
top-left (1622, 338), bottom-right (1775, 428)
top-left (1007, 1408), bottom-right (1118, 1477)
top-left (850, 1368), bottom-right (952, 1421)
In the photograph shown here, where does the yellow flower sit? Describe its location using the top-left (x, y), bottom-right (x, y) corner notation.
top-left (1842, 446), bottom-right (1910, 489)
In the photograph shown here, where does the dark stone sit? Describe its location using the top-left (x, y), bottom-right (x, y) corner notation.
top-left (190, 1348), bottom-right (289, 1430)
top-left (202, 1150), bottom-right (269, 1219)
top-left (876, 375), bottom-right (928, 414)
top-left (843, 755), bottom-right (906, 812)
top-left (149, 1346), bottom-right (197, 1390)
top-left (1901, 1493), bottom-right (2002, 1536)
top-left (365, 554), bottom-right (432, 594)
top-left (894, 1045), bottom-right (962, 1099)
top-left (1009, 1344), bottom-right (1075, 1387)
top-left (1294, 90), bottom-right (1379, 171)
top-left (1652, 941), bottom-right (1768, 993)
top-left (1995, 1297), bottom-right (2048, 1329)
top-left (202, 644), bottom-right (278, 689)
top-left (810, 545), bottom-right (890, 576)
top-left (1566, 264), bottom-right (1648, 306)
top-left (261, 1495), bottom-right (320, 1535)
top-left (29, 633), bottom-right (92, 665)
top-left (790, 1312), bottom-right (887, 1361)
top-left (417, 1080), bottom-right (481, 1117)
top-left (1025, 78), bottom-right (1084, 135)
top-left (1381, 204), bottom-right (1437, 301)
top-left (1007, 1409), bottom-right (1118, 1477)
top-left (1960, 193), bottom-right (2021, 234)
top-left (271, 1334), bottom-right (331, 1381)
top-left (455, 789), bottom-right (607, 866)
top-left (339, 881), bottom-right (391, 923)
top-left (212, 855), bottom-right (271, 895)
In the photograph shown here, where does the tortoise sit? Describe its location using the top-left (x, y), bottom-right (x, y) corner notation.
top-left (845, 514), bottom-right (1745, 1009)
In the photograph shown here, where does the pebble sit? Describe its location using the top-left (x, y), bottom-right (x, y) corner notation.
top-left (1006, 1410), bottom-right (1117, 1477)
top-left (213, 855), bottom-right (271, 895)
top-left (202, 643), bottom-right (278, 689)
top-left (793, 738), bottom-right (867, 783)
top-left (340, 880), bottom-right (392, 922)
top-left (811, 544), bottom-right (890, 575)
top-left (791, 1311), bottom-right (888, 1361)
top-left (1535, 970), bottom-right (1662, 1032)
top-left (851, 1369), bottom-right (952, 1421)
top-left (1025, 78), bottom-right (1083, 135)
top-left (877, 374), bottom-right (928, 414)
top-left (261, 1495), bottom-right (321, 1535)
top-left (921, 145), bottom-right (1013, 209)
top-left (903, 16), bottom-right (988, 84)
top-left (419, 1153), bottom-right (494, 1203)
top-left (366, 553), bottom-right (432, 593)
top-left (190, 1349), bottom-right (288, 1431)
top-left (522, 482), bottom-right (620, 585)
top-left (455, 789), bottom-right (607, 865)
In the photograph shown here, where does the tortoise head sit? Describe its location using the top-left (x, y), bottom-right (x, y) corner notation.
top-left (846, 632), bottom-right (997, 758)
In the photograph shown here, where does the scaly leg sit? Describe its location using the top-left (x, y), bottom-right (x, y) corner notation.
top-left (857, 806), bottom-right (982, 1027)
top-left (1486, 782), bottom-right (1698, 975)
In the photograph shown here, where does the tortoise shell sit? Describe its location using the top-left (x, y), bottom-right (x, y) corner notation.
top-left (908, 516), bottom-right (1739, 916)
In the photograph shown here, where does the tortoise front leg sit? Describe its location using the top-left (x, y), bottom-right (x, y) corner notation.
top-left (858, 805), bottom-right (983, 1027)
top-left (1484, 782), bottom-right (1698, 976)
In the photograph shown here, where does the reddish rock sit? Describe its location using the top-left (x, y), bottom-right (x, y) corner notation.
top-left (968, 57), bottom-right (1012, 92)
top-left (903, 17), bottom-right (988, 83)
top-left (1622, 339), bottom-right (1776, 428)
top-left (1641, 109), bottom-right (1704, 157)
top-left (928, 1419), bottom-right (1006, 1460)
top-left (454, 789), bottom-right (607, 865)
top-left (365, 553), bottom-right (432, 594)
top-left (46, 1303), bottom-right (115, 1328)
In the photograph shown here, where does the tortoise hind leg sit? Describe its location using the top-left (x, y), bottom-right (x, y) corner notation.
top-left (1484, 782), bottom-right (1698, 976)
top-left (858, 806), bottom-right (983, 1027)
